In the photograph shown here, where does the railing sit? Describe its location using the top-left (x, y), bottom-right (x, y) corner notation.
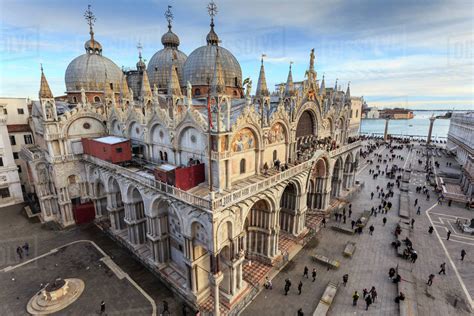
top-left (211, 150), bottom-right (231, 160)
top-left (213, 158), bottom-right (316, 210)
top-left (82, 155), bottom-right (212, 210)
top-left (47, 153), bottom-right (83, 163)
top-left (329, 140), bottom-right (361, 158)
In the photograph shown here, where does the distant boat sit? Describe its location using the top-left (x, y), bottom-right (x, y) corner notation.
top-left (409, 124), bottom-right (413, 127)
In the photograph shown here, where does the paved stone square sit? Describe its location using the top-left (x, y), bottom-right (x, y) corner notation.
top-left (0, 241), bottom-right (153, 315)
top-left (243, 141), bottom-right (473, 316)
top-left (0, 204), bottom-right (186, 315)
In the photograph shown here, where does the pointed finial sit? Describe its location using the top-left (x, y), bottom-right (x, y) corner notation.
top-left (40, 63), bottom-right (43, 73)
top-left (165, 5), bottom-right (173, 29)
top-left (137, 41), bottom-right (143, 60)
top-left (84, 4), bottom-right (96, 40)
top-left (261, 54), bottom-right (266, 65)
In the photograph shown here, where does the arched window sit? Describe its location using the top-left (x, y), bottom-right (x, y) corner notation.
top-left (72, 96), bottom-right (77, 103)
top-left (273, 150), bottom-right (277, 161)
top-left (195, 88), bottom-right (201, 96)
top-left (164, 152), bottom-right (168, 162)
top-left (355, 110), bottom-right (359, 118)
top-left (94, 96), bottom-right (101, 103)
top-left (240, 159), bottom-right (246, 174)
top-left (159, 151), bottom-right (164, 161)
top-left (233, 90), bottom-right (238, 96)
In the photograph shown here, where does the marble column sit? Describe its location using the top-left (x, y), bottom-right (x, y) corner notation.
top-left (209, 272), bottom-right (224, 316)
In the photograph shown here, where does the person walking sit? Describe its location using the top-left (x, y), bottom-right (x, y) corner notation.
top-left (298, 281), bottom-right (303, 295)
top-left (348, 209), bottom-right (352, 218)
top-left (369, 225), bottom-right (374, 235)
top-left (427, 274), bottom-right (434, 286)
top-left (428, 226), bottom-right (434, 234)
top-left (365, 295), bottom-right (373, 310)
top-left (439, 262), bottom-right (446, 275)
top-left (411, 251), bottom-right (418, 263)
top-left (321, 217), bottom-right (326, 228)
top-left (343, 215), bottom-right (347, 224)
top-left (162, 300), bottom-right (169, 315)
top-left (312, 268), bottom-right (317, 282)
top-left (371, 289), bottom-right (378, 303)
top-left (414, 198), bottom-right (418, 207)
top-left (416, 206), bottom-right (421, 215)
top-left (383, 217), bottom-right (387, 226)
top-left (448, 200), bottom-right (452, 207)
top-left (22, 242), bottom-right (30, 257)
top-left (447, 230), bottom-right (451, 240)
top-left (16, 246), bottom-right (23, 260)
top-left (411, 218), bottom-right (415, 229)
top-left (284, 279), bottom-right (291, 295)
top-left (100, 301), bottom-right (106, 315)
top-left (303, 266), bottom-right (309, 278)
top-left (342, 274), bottom-right (349, 286)
top-left (351, 220), bottom-right (356, 230)
top-left (461, 249), bottom-right (466, 261)
top-left (352, 291), bottom-right (360, 306)
top-left (371, 192), bottom-right (374, 200)
top-left (297, 308), bottom-right (304, 316)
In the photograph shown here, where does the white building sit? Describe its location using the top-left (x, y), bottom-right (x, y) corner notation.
top-left (0, 103), bottom-right (24, 206)
top-left (366, 108), bottom-right (380, 119)
top-left (349, 96), bottom-right (362, 138)
top-left (447, 112), bottom-right (474, 200)
top-left (0, 98), bottom-right (35, 194)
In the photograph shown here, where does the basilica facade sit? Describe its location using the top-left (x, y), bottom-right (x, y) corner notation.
top-left (21, 5), bottom-right (361, 315)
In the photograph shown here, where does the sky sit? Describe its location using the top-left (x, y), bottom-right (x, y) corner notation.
top-left (0, 0), bottom-right (473, 110)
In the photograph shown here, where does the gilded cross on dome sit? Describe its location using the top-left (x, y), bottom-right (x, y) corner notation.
top-left (164, 5), bottom-right (173, 28)
top-left (84, 5), bottom-right (96, 33)
top-left (207, 1), bottom-right (218, 19)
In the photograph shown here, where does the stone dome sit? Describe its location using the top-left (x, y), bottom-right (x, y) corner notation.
top-left (65, 50), bottom-right (122, 92)
top-left (183, 45), bottom-right (242, 88)
top-left (147, 25), bottom-right (187, 92)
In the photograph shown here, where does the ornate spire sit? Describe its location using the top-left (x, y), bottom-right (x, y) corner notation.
top-left (346, 81), bottom-right (351, 99)
top-left (206, 1), bottom-right (219, 45)
top-left (140, 68), bottom-right (152, 100)
top-left (84, 5), bottom-right (102, 54)
top-left (136, 41), bottom-right (146, 71)
top-left (39, 64), bottom-right (53, 99)
top-left (285, 62), bottom-right (294, 97)
top-left (256, 54), bottom-right (269, 97)
top-left (120, 74), bottom-right (130, 100)
top-left (161, 5), bottom-right (180, 48)
top-left (319, 74), bottom-right (326, 96)
top-left (84, 4), bottom-right (95, 42)
top-left (168, 52), bottom-right (182, 96)
top-left (211, 48), bottom-right (225, 95)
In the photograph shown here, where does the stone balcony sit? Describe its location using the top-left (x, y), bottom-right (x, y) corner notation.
top-left (83, 140), bottom-right (361, 212)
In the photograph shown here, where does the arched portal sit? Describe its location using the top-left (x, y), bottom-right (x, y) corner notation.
top-left (331, 158), bottom-right (343, 198)
top-left (108, 178), bottom-right (125, 231)
top-left (126, 187), bottom-right (146, 245)
top-left (244, 199), bottom-right (278, 263)
top-left (279, 182), bottom-right (300, 235)
top-left (296, 110), bottom-right (318, 154)
top-left (343, 154), bottom-right (355, 189)
top-left (308, 158), bottom-right (330, 210)
top-left (93, 181), bottom-right (108, 218)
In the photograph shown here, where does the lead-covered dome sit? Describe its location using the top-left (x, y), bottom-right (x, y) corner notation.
top-left (65, 37), bottom-right (122, 92)
top-left (147, 25), bottom-right (187, 92)
top-left (182, 21), bottom-right (242, 89)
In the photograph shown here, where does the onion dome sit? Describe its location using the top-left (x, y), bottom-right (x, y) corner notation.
top-left (147, 6), bottom-right (187, 93)
top-left (65, 5), bottom-right (122, 93)
top-left (182, 4), bottom-right (242, 92)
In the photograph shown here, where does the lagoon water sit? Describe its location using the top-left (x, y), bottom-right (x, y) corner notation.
top-left (360, 110), bottom-right (453, 139)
